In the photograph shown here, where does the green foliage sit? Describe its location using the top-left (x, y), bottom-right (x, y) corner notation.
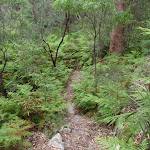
top-left (0, 0), bottom-right (149, 149)
top-left (73, 54), bottom-right (132, 117)
top-left (96, 136), bottom-right (148, 150)
top-left (124, 0), bottom-right (150, 54)
top-left (0, 37), bottom-right (71, 149)
top-left (138, 27), bottom-right (150, 35)
top-left (81, 0), bottom-right (114, 12)
top-left (73, 54), bottom-right (150, 148)
top-left (53, 0), bottom-right (81, 14)
top-left (71, 66), bottom-right (96, 111)
top-left (1, 82), bottom-right (67, 127)
top-left (137, 27), bottom-right (150, 54)
top-left (0, 117), bottom-right (32, 149)
top-left (46, 31), bottom-right (93, 68)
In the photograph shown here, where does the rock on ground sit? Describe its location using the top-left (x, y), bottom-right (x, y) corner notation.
top-left (46, 133), bottom-right (64, 150)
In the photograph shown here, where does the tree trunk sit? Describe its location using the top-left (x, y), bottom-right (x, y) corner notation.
top-left (93, 16), bottom-right (97, 93)
top-left (0, 47), bottom-right (8, 97)
top-left (54, 12), bottom-right (70, 66)
top-left (66, 12), bottom-right (70, 33)
top-left (109, 0), bottom-right (124, 55)
top-left (0, 73), bottom-right (7, 97)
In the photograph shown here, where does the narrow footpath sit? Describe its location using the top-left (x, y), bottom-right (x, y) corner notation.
top-left (29, 70), bottom-right (113, 150)
top-left (62, 70), bottom-right (113, 150)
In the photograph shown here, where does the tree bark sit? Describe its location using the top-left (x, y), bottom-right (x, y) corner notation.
top-left (66, 12), bottom-right (70, 33)
top-left (0, 48), bottom-right (7, 97)
top-left (0, 73), bottom-right (7, 97)
top-left (43, 39), bottom-right (56, 67)
top-left (54, 12), bottom-right (70, 66)
top-left (109, 0), bottom-right (125, 55)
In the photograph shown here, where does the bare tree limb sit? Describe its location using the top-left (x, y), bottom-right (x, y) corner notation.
top-left (54, 12), bottom-right (70, 65)
top-left (43, 39), bottom-right (56, 67)
top-left (43, 12), bottom-right (70, 67)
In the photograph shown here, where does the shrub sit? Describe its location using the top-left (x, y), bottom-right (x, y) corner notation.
top-left (0, 117), bottom-right (32, 150)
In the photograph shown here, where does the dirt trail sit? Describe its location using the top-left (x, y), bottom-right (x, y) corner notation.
top-left (29, 70), bottom-right (113, 150)
top-left (62, 70), bottom-right (113, 150)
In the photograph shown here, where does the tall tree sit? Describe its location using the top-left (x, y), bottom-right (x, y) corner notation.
top-left (109, 0), bottom-right (124, 55)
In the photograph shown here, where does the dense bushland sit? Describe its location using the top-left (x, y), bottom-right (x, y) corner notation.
top-left (72, 54), bottom-right (150, 149)
top-left (0, 42), bottom-right (73, 149)
top-left (0, 0), bottom-right (149, 149)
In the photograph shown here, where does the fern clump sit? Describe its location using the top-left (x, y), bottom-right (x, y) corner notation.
top-left (1, 83), bottom-right (67, 126)
top-left (96, 79), bottom-right (150, 149)
top-left (73, 54), bottom-right (132, 118)
top-left (73, 54), bottom-right (150, 149)
top-left (96, 136), bottom-right (148, 150)
top-left (0, 117), bottom-right (32, 149)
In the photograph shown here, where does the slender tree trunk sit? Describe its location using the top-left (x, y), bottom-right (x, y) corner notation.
top-left (43, 12), bottom-right (70, 67)
top-left (66, 12), bottom-right (70, 33)
top-left (94, 34), bottom-right (97, 93)
top-left (0, 47), bottom-right (7, 97)
top-left (0, 73), bottom-right (7, 97)
top-left (98, 22), bottom-right (102, 58)
top-left (54, 12), bottom-right (70, 66)
top-left (43, 39), bottom-right (56, 67)
top-left (93, 16), bottom-right (97, 93)
top-left (109, 0), bottom-right (125, 55)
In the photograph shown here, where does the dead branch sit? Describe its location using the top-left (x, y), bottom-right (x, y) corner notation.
top-left (54, 12), bottom-right (70, 65)
top-left (43, 39), bottom-right (56, 67)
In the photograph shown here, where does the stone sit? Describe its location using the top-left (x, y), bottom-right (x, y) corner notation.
top-left (60, 124), bottom-right (72, 133)
top-left (47, 133), bottom-right (64, 150)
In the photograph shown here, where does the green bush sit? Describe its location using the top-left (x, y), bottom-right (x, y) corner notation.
top-left (0, 117), bottom-right (32, 150)
top-left (73, 54), bottom-right (150, 149)
top-left (0, 39), bottom-right (72, 149)
top-left (73, 54), bottom-right (132, 118)
top-left (96, 84), bottom-right (150, 149)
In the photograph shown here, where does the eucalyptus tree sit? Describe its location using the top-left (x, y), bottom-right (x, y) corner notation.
top-left (109, 0), bottom-right (124, 55)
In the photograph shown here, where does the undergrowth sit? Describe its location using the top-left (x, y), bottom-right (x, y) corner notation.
top-left (46, 30), bottom-right (93, 68)
top-left (72, 53), bottom-right (150, 149)
top-left (0, 40), bottom-right (72, 149)
top-left (0, 29), bottom-right (94, 149)
top-left (0, 28), bottom-right (149, 149)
